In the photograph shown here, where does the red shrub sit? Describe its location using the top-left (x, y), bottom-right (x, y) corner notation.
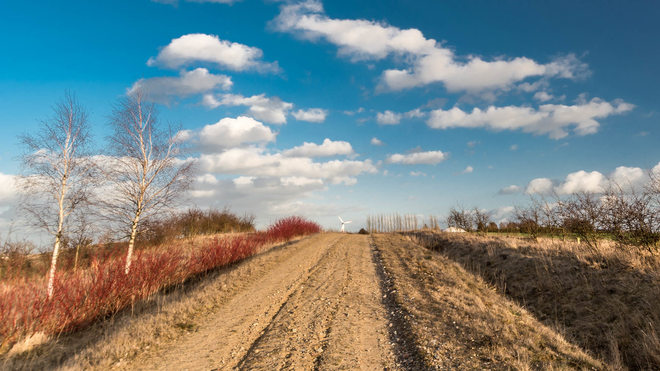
top-left (0, 217), bottom-right (320, 351)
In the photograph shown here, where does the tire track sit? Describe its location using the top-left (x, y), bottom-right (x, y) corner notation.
top-left (234, 236), bottom-right (346, 370)
top-left (237, 234), bottom-right (396, 370)
top-left (370, 236), bottom-right (431, 371)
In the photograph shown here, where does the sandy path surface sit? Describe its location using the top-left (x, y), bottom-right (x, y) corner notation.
top-left (125, 233), bottom-right (397, 370)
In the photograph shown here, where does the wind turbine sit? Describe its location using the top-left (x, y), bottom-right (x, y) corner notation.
top-left (338, 216), bottom-right (352, 233)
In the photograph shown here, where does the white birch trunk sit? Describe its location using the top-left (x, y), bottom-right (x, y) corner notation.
top-left (125, 212), bottom-right (140, 274)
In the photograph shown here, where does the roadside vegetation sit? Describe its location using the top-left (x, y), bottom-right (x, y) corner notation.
top-left (0, 216), bottom-right (320, 354)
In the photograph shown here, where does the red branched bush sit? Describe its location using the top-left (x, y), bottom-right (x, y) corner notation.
top-left (0, 217), bottom-right (320, 352)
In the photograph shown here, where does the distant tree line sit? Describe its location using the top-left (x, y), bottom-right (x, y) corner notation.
top-left (446, 180), bottom-right (660, 250)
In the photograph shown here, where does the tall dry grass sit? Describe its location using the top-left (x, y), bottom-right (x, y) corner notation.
top-left (408, 231), bottom-right (660, 369)
top-left (0, 216), bottom-right (320, 354)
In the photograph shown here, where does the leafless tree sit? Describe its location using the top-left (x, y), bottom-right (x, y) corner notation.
top-left (102, 92), bottom-right (195, 274)
top-left (18, 92), bottom-right (94, 298)
top-left (514, 202), bottom-right (543, 240)
top-left (447, 206), bottom-right (474, 232)
top-left (558, 192), bottom-right (605, 248)
top-left (473, 207), bottom-right (492, 233)
top-left (602, 183), bottom-right (659, 249)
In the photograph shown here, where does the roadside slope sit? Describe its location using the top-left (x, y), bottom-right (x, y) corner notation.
top-left (372, 233), bottom-right (603, 370)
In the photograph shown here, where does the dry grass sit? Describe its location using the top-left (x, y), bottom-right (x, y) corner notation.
top-left (407, 231), bottom-right (660, 370)
top-left (373, 233), bottom-right (602, 370)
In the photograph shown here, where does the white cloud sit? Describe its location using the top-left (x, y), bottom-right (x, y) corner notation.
top-left (555, 170), bottom-right (607, 194)
top-left (526, 164), bottom-right (660, 196)
top-left (405, 108), bottom-right (426, 118)
top-left (196, 116), bottom-right (276, 152)
top-left (652, 162), bottom-right (660, 178)
top-left (498, 185), bottom-right (521, 195)
top-left (147, 33), bottom-right (277, 72)
top-left (377, 110), bottom-right (402, 125)
top-left (189, 173), bottom-right (328, 226)
top-left (0, 173), bottom-right (17, 203)
top-left (199, 147), bottom-right (377, 184)
top-left (370, 137), bottom-right (384, 146)
top-left (128, 68), bottom-right (232, 103)
top-left (292, 108), bottom-right (328, 123)
top-left (386, 150), bottom-right (447, 165)
top-left (283, 138), bottom-right (354, 158)
top-left (427, 98), bottom-right (634, 139)
top-left (492, 206), bottom-right (515, 223)
top-left (202, 93), bottom-right (293, 124)
top-left (510, 144), bottom-right (519, 151)
top-left (609, 166), bottom-right (646, 190)
top-left (273, 1), bottom-right (588, 92)
top-left (526, 178), bottom-right (554, 195)
top-left (461, 166), bottom-right (474, 174)
top-left (410, 171), bottom-right (426, 177)
top-left (533, 91), bottom-right (554, 102)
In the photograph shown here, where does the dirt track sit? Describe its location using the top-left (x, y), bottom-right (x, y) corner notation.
top-left (124, 233), bottom-right (398, 370)
top-left (18, 233), bottom-right (601, 370)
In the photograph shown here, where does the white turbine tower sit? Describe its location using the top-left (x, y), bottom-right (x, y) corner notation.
top-left (338, 216), bottom-right (352, 233)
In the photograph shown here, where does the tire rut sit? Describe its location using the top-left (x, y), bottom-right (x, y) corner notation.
top-left (234, 236), bottom-right (347, 370)
top-left (237, 234), bottom-right (396, 370)
top-left (370, 236), bottom-right (431, 371)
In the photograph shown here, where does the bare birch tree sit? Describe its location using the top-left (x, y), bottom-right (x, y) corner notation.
top-left (103, 92), bottom-right (194, 274)
top-left (18, 92), bottom-right (94, 298)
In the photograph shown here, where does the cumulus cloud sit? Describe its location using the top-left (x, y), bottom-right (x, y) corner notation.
top-left (609, 166), bottom-right (646, 190)
top-left (526, 178), bottom-right (554, 195)
top-left (526, 164), bottom-right (656, 196)
top-left (273, 1), bottom-right (588, 92)
top-left (147, 33), bottom-right (277, 72)
top-left (492, 206), bottom-right (515, 223)
top-left (410, 171), bottom-right (427, 177)
top-left (376, 110), bottom-right (402, 125)
top-left (189, 173), bottom-right (327, 225)
top-left (370, 137), bottom-right (384, 146)
top-left (198, 147), bottom-right (377, 185)
top-left (0, 173), bottom-right (17, 203)
top-left (192, 116), bottom-right (276, 152)
top-left (202, 93), bottom-right (293, 124)
top-left (427, 98), bottom-right (634, 139)
top-left (386, 150), bottom-right (447, 165)
top-left (498, 185), bottom-right (521, 195)
top-left (292, 108), bottom-right (328, 123)
top-left (555, 170), bottom-right (606, 194)
top-left (283, 138), bottom-right (354, 158)
top-left (128, 68), bottom-right (232, 103)
top-left (461, 166), bottom-right (474, 174)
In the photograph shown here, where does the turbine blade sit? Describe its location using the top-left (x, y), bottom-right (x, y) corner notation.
top-left (338, 216), bottom-right (344, 223)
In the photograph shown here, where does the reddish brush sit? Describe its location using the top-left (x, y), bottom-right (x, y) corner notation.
top-left (0, 217), bottom-right (320, 352)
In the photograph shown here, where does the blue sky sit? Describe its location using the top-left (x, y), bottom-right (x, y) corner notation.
top-left (1, 0), bottom-right (659, 235)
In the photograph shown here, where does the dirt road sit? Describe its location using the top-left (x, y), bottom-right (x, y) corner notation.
top-left (124, 233), bottom-right (398, 370)
top-left (16, 233), bottom-right (600, 370)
